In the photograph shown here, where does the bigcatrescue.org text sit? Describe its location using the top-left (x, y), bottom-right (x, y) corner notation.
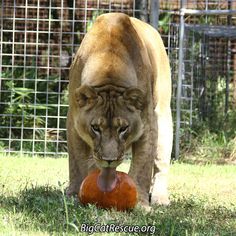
top-left (81, 223), bottom-right (156, 234)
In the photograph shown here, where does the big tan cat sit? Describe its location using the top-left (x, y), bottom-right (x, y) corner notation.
top-left (67, 13), bottom-right (173, 207)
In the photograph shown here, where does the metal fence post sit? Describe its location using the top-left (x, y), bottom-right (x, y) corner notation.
top-left (0, 1), bottom-right (3, 103)
top-left (136, 0), bottom-right (148, 22)
top-left (150, 0), bottom-right (159, 29)
top-left (175, 1), bottom-right (185, 159)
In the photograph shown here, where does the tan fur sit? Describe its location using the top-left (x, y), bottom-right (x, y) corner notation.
top-left (67, 13), bottom-right (173, 207)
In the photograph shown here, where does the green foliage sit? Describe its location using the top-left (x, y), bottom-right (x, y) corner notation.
top-left (179, 29), bottom-right (236, 162)
top-left (187, 76), bottom-right (236, 163)
top-left (158, 13), bottom-right (171, 34)
top-left (0, 60), bottom-right (68, 153)
top-left (2, 80), bottom-right (46, 128)
top-left (181, 114), bottom-right (236, 164)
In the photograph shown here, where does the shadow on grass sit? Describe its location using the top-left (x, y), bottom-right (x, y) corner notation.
top-left (0, 185), bottom-right (79, 234)
top-left (0, 186), bottom-right (236, 235)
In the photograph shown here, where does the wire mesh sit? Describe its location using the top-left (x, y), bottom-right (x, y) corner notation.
top-left (0, 0), bottom-right (142, 156)
top-left (159, 0), bottom-right (236, 11)
top-left (164, 2), bottom-right (236, 157)
top-left (0, 0), bottom-right (236, 158)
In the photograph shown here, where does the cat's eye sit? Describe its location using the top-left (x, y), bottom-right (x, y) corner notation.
top-left (91, 124), bottom-right (101, 134)
top-left (118, 126), bottom-right (129, 138)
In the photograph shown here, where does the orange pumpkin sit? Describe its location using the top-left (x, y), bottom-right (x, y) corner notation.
top-left (79, 169), bottom-right (138, 211)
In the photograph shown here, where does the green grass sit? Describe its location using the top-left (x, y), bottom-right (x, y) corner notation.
top-left (181, 129), bottom-right (236, 165)
top-left (0, 156), bottom-right (236, 235)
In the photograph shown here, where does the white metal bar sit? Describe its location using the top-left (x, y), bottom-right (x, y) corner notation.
top-left (0, 0), bottom-right (3, 104)
top-left (84, 0), bottom-right (88, 33)
top-left (32, 0), bottom-right (40, 155)
top-left (56, 0), bottom-right (64, 155)
top-left (159, 9), bottom-right (236, 15)
top-left (44, 0), bottom-right (52, 156)
top-left (182, 9), bottom-right (236, 15)
top-left (109, 0), bottom-right (112, 12)
top-left (133, 0), bottom-right (136, 17)
top-left (150, 0), bottom-right (159, 29)
top-left (8, 0), bottom-right (17, 155)
top-left (175, 3), bottom-right (185, 160)
top-left (20, 0), bottom-right (28, 156)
